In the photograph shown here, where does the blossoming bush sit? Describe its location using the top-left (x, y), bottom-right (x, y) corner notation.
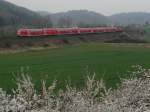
top-left (0, 66), bottom-right (150, 112)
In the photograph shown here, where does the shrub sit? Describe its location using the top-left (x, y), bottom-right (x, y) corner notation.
top-left (0, 66), bottom-right (150, 112)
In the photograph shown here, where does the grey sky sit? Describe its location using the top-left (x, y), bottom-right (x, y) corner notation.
top-left (6, 0), bottom-right (150, 15)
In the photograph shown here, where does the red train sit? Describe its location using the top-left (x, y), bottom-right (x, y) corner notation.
top-left (17, 27), bottom-right (123, 37)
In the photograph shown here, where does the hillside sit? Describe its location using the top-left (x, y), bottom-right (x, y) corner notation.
top-left (41, 10), bottom-right (110, 27)
top-left (110, 12), bottom-right (150, 25)
top-left (0, 0), bottom-right (52, 28)
top-left (2, 0), bottom-right (150, 27)
top-left (39, 11), bottom-right (150, 27)
top-left (37, 11), bottom-right (51, 17)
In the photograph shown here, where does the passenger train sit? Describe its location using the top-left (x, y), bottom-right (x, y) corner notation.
top-left (17, 27), bottom-right (123, 37)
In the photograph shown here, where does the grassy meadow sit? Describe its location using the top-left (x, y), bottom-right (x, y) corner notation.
top-left (1, 43), bottom-right (150, 91)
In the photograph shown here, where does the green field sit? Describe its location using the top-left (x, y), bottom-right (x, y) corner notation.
top-left (1, 43), bottom-right (150, 91)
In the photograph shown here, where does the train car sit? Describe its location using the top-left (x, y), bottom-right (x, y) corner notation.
top-left (17, 27), bottom-right (123, 37)
top-left (17, 28), bottom-right (43, 37)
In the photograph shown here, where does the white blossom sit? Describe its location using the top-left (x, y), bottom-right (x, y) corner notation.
top-left (1, 66), bottom-right (150, 112)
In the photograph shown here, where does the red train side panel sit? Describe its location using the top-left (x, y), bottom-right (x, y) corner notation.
top-left (43, 28), bottom-right (58, 36)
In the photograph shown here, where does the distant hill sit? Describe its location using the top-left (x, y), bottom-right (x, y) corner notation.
top-left (46, 10), bottom-right (110, 27)
top-left (37, 11), bottom-right (51, 17)
top-left (2, 0), bottom-right (150, 28)
top-left (1, 0), bottom-right (150, 27)
top-left (0, 0), bottom-right (52, 28)
top-left (39, 11), bottom-right (150, 27)
top-left (110, 12), bottom-right (150, 25)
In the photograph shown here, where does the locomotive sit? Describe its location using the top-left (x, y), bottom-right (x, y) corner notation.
top-left (17, 27), bottom-right (123, 37)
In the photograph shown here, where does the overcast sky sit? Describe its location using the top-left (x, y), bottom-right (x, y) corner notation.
top-left (6, 0), bottom-right (150, 15)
